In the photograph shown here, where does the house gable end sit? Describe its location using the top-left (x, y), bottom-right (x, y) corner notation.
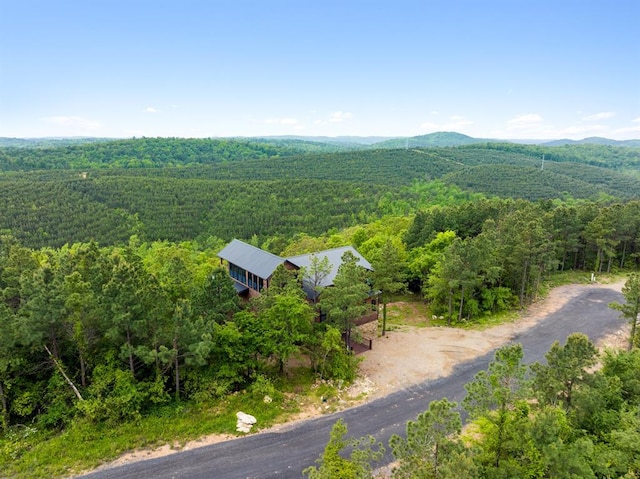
top-left (217, 239), bottom-right (284, 280)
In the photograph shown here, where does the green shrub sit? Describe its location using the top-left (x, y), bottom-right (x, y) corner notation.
top-left (76, 364), bottom-right (146, 425)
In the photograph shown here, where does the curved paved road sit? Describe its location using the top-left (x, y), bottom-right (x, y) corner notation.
top-left (82, 285), bottom-right (625, 479)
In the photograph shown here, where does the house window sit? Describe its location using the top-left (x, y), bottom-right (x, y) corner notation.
top-left (229, 263), bottom-right (247, 284)
top-left (229, 264), bottom-right (264, 292)
top-left (246, 272), bottom-right (264, 291)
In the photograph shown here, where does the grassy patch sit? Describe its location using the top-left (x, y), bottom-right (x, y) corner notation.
top-left (428, 309), bottom-right (520, 331)
top-left (384, 293), bottom-right (432, 328)
top-left (544, 270), bottom-right (597, 288)
top-left (384, 293), bottom-right (522, 331)
top-left (545, 269), bottom-right (626, 288)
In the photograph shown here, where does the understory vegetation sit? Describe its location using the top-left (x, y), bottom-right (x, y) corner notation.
top-left (1, 137), bottom-right (639, 477)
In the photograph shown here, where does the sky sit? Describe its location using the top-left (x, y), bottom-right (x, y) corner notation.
top-left (0, 0), bottom-right (639, 140)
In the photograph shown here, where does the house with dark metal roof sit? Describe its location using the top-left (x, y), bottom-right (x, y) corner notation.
top-left (217, 239), bottom-right (285, 297)
top-left (217, 240), bottom-right (374, 302)
top-left (218, 240), bottom-right (380, 348)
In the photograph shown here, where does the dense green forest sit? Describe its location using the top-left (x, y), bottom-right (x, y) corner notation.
top-left (468, 141), bottom-right (640, 170)
top-left (1, 136), bottom-right (640, 477)
top-left (0, 137), bottom-right (357, 171)
top-left (1, 138), bottom-right (640, 249)
top-left (2, 197), bottom-right (639, 440)
top-left (0, 137), bottom-right (115, 149)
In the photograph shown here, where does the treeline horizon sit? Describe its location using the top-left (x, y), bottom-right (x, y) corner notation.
top-left (1, 137), bottom-right (640, 250)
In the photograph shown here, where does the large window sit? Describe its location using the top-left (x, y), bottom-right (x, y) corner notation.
top-left (229, 264), bottom-right (263, 291)
top-left (229, 263), bottom-right (246, 283)
top-left (247, 272), bottom-right (264, 291)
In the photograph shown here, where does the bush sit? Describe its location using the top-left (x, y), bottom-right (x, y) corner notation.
top-left (183, 370), bottom-right (232, 406)
top-left (248, 375), bottom-right (282, 403)
top-left (37, 374), bottom-right (77, 430)
top-left (76, 363), bottom-right (147, 425)
top-left (318, 327), bottom-right (360, 382)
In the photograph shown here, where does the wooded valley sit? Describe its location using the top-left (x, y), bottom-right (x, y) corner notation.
top-left (1, 136), bottom-right (639, 477)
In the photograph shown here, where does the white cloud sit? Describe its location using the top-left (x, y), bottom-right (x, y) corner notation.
top-left (559, 124), bottom-right (607, 135)
top-left (329, 111), bottom-right (352, 123)
top-left (419, 121), bottom-right (439, 131)
top-left (614, 123), bottom-right (640, 135)
top-left (145, 106), bottom-right (160, 113)
top-left (447, 115), bottom-right (473, 128)
top-left (494, 114), bottom-right (555, 139)
top-left (313, 111), bottom-right (353, 127)
top-left (418, 115), bottom-right (473, 133)
top-left (264, 117), bottom-right (299, 126)
top-left (41, 116), bottom-right (101, 130)
top-left (506, 114), bottom-right (543, 130)
top-left (582, 111), bottom-right (615, 121)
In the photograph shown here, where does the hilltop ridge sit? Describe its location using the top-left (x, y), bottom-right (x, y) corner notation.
top-left (3, 131), bottom-right (639, 149)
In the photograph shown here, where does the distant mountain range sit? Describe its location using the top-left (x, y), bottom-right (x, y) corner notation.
top-left (539, 137), bottom-right (640, 147)
top-left (247, 135), bottom-right (390, 146)
top-left (257, 132), bottom-right (640, 148)
top-left (372, 132), bottom-right (493, 148)
top-left (1, 132), bottom-right (639, 149)
top-left (246, 132), bottom-right (640, 148)
top-left (368, 132), bottom-right (640, 148)
top-left (0, 137), bottom-right (115, 148)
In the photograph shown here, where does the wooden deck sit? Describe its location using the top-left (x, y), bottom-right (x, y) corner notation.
top-left (354, 310), bottom-right (378, 326)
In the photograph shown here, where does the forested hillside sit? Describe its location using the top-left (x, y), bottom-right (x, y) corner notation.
top-left (542, 136), bottom-right (640, 147)
top-left (372, 131), bottom-right (491, 148)
top-left (1, 139), bottom-right (639, 249)
top-left (467, 142), bottom-right (640, 170)
top-left (2, 196), bottom-right (640, 477)
top-left (0, 171), bottom-right (410, 248)
top-left (0, 137), bottom-right (355, 171)
top-left (0, 137), bottom-right (115, 148)
top-left (2, 136), bottom-right (640, 477)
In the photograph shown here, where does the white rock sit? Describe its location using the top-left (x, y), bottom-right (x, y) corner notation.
top-left (236, 411), bottom-right (257, 433)
top-left (236, 411), bottom-right (257, 424)
top-left (236, 423), bottom-right (252, 433)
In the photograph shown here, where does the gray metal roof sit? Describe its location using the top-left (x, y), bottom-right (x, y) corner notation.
top-left (232, 280), bottom-right (249, 294)
top-left (286, 246), bottom-right (372, 288)
top-left (217, 239), bottom-right (284, 279)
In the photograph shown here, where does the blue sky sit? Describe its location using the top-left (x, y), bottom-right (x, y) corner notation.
top-left (1, 0), bottom-right (638, 140)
